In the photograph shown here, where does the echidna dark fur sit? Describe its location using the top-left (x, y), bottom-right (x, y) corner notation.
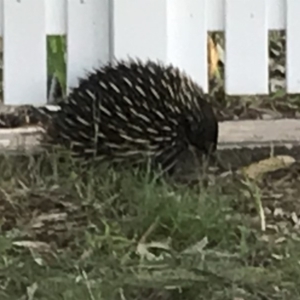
top-left (37, 58), bottom-right (219, 174)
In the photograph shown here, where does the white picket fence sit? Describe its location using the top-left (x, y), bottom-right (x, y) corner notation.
top-left (1, 0), bottom-right (300, 106)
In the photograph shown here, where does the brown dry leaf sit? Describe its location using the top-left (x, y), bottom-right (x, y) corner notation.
top-left (242, 155), bottom-right (296, 180)
top-left (207, 35), bottom-right (219, 79)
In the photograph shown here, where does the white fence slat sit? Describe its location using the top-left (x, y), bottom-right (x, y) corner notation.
top-left (0, 0), bottom-right (3, 37)
top-left (113, 0), bottom-right (167, 62)
top-left (207, 0), bottom-right (224, 31)
top-left (286, 0), bottom-right (300, 93)
top-left (268, 0), bottom-right (285, 30)
top-left (167, 0), bottom-right (208, 92)
top-left (67, 0), bottom-right (110, 90)
top-left (208, 0), bottom-right (286, 32)
top-left (46, 0), bottom-right (66, 35)
top-left (225, 0), bottom-right (268, 95)
top-left (3, 0), bottom-right (47, 105)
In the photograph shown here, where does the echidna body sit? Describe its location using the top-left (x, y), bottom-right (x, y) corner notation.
top-left (39, 59), bottom-right (218, 173)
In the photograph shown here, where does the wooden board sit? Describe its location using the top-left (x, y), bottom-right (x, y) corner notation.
top-left (0, 119), bottom-right (299, 154)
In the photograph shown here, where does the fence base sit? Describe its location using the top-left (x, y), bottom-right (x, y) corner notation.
top-left (0, 119), bottom-right (299, 155)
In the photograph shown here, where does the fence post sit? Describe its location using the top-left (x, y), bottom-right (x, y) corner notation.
top-left (3, 0), bottom-right (47, 106)
top-left (112, 0), bottom-right (167, 62)
top-left (286, 0), bottom-right (300, 94)
top-left (225, 0), bottom-right (268, 95)
top-left (166, 0), bottom-right (208, 93)
top-left (67, 0), bottom-right (111, 92)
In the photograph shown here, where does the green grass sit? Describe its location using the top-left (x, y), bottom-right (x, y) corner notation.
top-left (0, 153), bottom-right (300, 300)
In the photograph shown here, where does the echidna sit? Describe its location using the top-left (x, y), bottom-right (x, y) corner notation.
top-left (4, 58), bottom-right (219, 173)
